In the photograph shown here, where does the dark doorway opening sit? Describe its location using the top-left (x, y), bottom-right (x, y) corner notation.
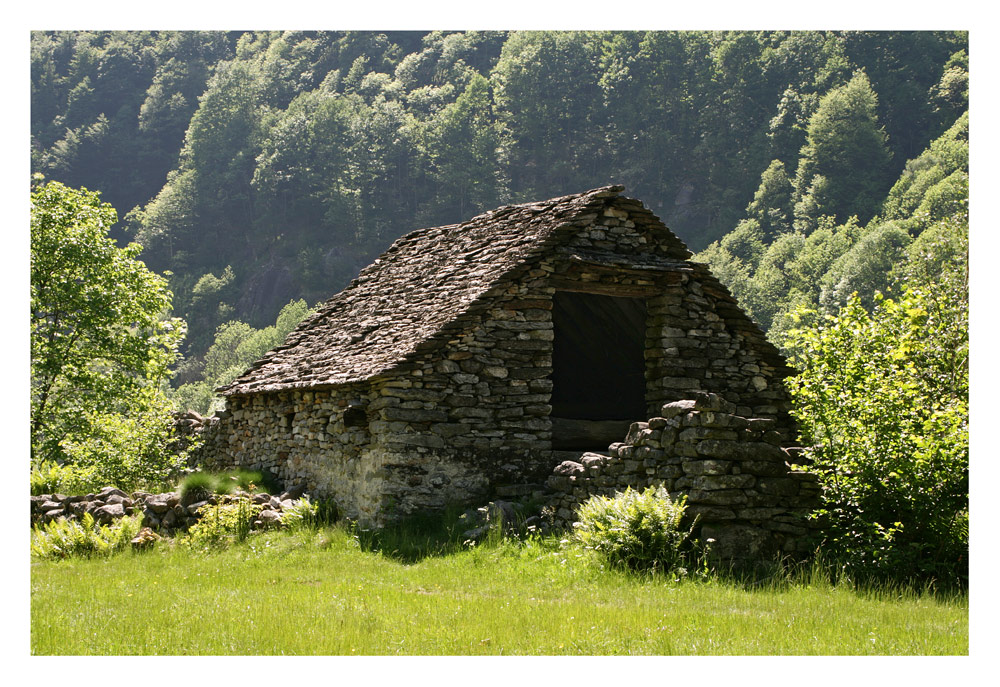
top-left (551, 291), bottom-right (647, 450)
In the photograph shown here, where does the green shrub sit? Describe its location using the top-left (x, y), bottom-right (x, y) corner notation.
top-left (30, 461), bottom-right (103, 496)
top-left (785, 286), bottom-right (968, 588)
top-left (282, 497), bottom-right (319, 531)
top-left (574, 486), bottom-right (699, 575)
top-left (58, 388), bottom-right (191, 492)
top-left (30, 513), bottom-right (144, 559)
top-left (186, 499), bottom-right (262, 548)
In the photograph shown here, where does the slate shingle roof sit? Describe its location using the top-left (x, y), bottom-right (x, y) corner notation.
top-left (218, 185), bottom-right (741, 396)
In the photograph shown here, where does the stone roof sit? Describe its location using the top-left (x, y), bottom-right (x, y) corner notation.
top-left (218, 186), bottom-right (710, 396)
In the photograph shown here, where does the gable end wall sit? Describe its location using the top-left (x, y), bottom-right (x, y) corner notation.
top-left (200, 198), bottom-right (794, 526)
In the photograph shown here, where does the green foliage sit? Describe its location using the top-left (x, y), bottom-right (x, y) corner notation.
top-left (699, 94), bottom-right (966, 345)
top-left (31, 513), bottom-right (145, 559)
top-left (59, 387), bottom-right (189, 491)
top-left (30, 461), bottom-right (103, 496)
top-left (574, 486), bottom-right (700, 575)
top-left (424, 73), bottom-right (504, 218)
top-left (882, 111), bottom-right (968, 227)
top-left (719, 219), bottom-right (767, 269)
top-left (167, 299), bottom-right (313, 414)
top-left (30, 30), bottom-right (968, 367)
top-left (31, 181), bottom-right (187, 489)
top-left (818, 223), bottom-right (911, 313)
top-left (792, 71), bottom-right (892, 230)
top-left (282, 497), bottom-right (322, 531)
top-left (784, 283), bottom-right (968, 587)
top-left (168, 381), bottom-right (214, 417)
top-left (186, 498), bottom-right (262, 548)
top-left (739, 232), bottom-right (806, 330)
top-left (894, 212), bottom-right (968, 289)
top-left (746, 160), bottom-right (794, 240)
top-left (492, 31), bottom-right (605, 197)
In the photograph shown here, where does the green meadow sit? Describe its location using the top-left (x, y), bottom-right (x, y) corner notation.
top-left (30, 526), bottom-right (967, 656)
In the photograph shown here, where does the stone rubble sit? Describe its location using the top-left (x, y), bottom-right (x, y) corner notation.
top-left (30, 484), bottom-right (312, 534)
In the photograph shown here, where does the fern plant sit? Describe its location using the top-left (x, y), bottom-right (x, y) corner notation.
top-left (574, 486), bottom-right (699, 575)
top-left (30, 513), bottom-right (144, 559)
top-left (30, 461), bottom-right (102, 496)
top-left (187, 499), bottom-right (263, 548)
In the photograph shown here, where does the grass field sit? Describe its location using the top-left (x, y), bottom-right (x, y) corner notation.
top-left (30, 525), bottom-right (968, 656)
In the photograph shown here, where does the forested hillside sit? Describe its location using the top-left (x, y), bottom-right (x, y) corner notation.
top-left (31, 29), bottom-right (967, 368)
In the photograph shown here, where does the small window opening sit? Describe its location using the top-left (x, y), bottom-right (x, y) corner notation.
top-left (344, 404), bottom-right (368, 428)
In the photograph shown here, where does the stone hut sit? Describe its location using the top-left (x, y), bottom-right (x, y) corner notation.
top-left (204, 185), bottom-right (797, 526)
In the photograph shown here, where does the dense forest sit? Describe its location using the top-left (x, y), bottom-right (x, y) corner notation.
top-left (31, 31), bottom-right (967, 355)
top-left (30, 30), bottom-right (969, 586)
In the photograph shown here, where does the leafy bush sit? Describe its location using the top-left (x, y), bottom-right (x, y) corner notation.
top-left (30, 461), bottom-right (102, 496)
top-left (574, 486), bottom-right (699, 575)
top-left (187, 499), bottom-right (262, 548)
top-left (785, 285), bottom-right (968, 588)
top-left (60, 389), bottom-right (190, 492)
top-left (30, 513), bottom-right (144, 559)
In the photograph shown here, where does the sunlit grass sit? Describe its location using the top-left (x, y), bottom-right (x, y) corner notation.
top-left (30, 526), bottom-right (968, 655)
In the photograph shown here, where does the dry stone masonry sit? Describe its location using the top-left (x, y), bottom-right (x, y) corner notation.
top-left (546, 392), bottom-right (821, 562)
top-left (189, 186), bottom-right (806, 552)
top-left (30, 484), bottom-right (311, 533)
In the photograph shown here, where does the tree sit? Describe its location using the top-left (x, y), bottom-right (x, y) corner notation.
top-left (169, 299), bottom-right (314, 415)
top-left (792, 71), bottom-right (892, 230)
top-left (881, 111), bottom-right (968, 229)
top-left (745, 159), bottom-right (794, 239)
top-left (426, 73), bottom-right (503, 219)
top-left (785, 278), bottom-right (968, 587)
top-left (818, 223), bottom-right (911, 313)
top-left (492, 31), bottom-right (605, 198)
top-left (30, 181), bottom-right (185, 485)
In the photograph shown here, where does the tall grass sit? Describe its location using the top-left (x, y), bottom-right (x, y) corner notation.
top-left (30, 525), bottom-right (968, 655)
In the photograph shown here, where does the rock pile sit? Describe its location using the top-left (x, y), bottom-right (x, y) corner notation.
top-left (545, 392), bottom-right (822, 563)
top-left (30, 484), bottom-right (311, 534)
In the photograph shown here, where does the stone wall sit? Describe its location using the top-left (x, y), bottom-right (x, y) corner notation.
top-left (30, 484), bottom-right (310, 533)
top-left (194, 197), bottom-right (797, 527)
top-left (545, 392), bottom-right (821, 563)
top-left (194, 383), bottom-right (387, 522)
